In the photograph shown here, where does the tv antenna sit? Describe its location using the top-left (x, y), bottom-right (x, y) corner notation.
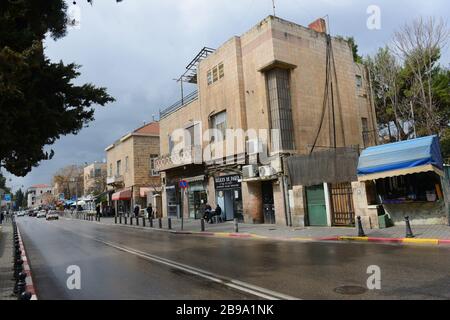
top-left (272, 0), bottom-right (276, 16)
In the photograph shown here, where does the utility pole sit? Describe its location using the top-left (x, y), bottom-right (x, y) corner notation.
top-left (173, 77), bottom-right (185, 106)
top-left (272, 0), bottom-right (276, 17)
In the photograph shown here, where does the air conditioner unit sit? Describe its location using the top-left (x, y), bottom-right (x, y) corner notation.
top-left (243, 165), bottom-right (259, 179)
top-left (259, 165), bottom-right (276, 178)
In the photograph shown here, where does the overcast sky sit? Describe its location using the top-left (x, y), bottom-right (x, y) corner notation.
top-left (4, 0), bottom-right (450, 192)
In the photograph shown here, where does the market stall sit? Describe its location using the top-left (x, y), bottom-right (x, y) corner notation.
top-left (357, 136), bottom-right (448, 226)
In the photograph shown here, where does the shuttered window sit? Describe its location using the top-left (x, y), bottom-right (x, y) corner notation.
top-left (266, 68), bottom-right (295, 151)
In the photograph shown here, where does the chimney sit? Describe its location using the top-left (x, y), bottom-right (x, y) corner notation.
top-left (308, 18), bottom-right (327, 34)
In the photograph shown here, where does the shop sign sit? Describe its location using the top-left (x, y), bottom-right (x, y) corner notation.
top-left (214, 175), bottom-right (241, 191)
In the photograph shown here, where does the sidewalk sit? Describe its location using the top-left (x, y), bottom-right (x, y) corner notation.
top-left (65, 214), bottom-right (450, 246)
top-left (0, 223), bottom-right (16, 300)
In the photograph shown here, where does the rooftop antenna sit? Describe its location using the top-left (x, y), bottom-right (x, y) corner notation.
top-left (272, 0), bottom-right (276, 17)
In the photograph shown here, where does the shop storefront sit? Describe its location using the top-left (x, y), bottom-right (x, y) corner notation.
top-left (214, 174), bottom-right (243, 221)
top-left (112, 189), bottom-right (132, 217)
top-left (187, 176), bottom-right (207, 219)
top-left (165, 185), bottom-right (180, 218)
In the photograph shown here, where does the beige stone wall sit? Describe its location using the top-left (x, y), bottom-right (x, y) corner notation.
top-left (160, 99), bottom-right (202, 156)
top-left (83, 163), bottom-right (106, 195)
top-left (106, 137), bottom-right (134, 188)
top-left (106, 135), bottom-right (159, 189)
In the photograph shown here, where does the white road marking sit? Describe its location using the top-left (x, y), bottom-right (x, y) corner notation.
top-left (48, 221), bottom-right (300, 300)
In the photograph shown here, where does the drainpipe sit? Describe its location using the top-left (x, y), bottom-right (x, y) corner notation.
top-left (281, 157), bottom-right (293, 227)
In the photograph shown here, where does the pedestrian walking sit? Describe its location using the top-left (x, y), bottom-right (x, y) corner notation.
top-left (146, 203), bottom-right (154, 220)
top-left (96, 204), bottom-right (101, 218)
top-left (134, 205), bottom-right (140, 218)
top-left (0, 211), bottom-right (4, 224)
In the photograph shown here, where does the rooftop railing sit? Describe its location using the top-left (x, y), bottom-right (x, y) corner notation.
top-left (160, 90), bottom-right (198, 120)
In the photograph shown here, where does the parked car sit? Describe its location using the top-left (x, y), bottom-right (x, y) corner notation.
top-left (17, 211), bottom-right (26, 217)
top-left (36, 210), bottom-right (46, 218)
top-left (46, 211), bottom-right (59, 221)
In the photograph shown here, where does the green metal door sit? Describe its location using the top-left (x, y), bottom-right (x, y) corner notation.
top-left (306, 184), bottom-right (328, 226)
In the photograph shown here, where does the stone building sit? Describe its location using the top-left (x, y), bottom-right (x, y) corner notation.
top-left (83, 162), bottom-right (107, 196)
top-left (27, 184), bottom-right (53, 209)
top-left (106, 122), bottom-right (161, 216)
top-left (156, 16), bottom-right (377, 226)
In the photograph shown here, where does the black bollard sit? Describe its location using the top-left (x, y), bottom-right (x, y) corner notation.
top-left (149, 218), bottom-right (153, 228)
top-left (357, 216), bottom-right (366, 237)
top-left (20, 292), bottom-right (32, 301)
top-left (234, 218), bottom-right (239, 233)
top-left (168, 218), bottom-right (172, 230)
top-left (405, 216), bottom-right (415, 238)
top-left (136, 216), bottom-right (139, 226)
top-left (158, 218), bottom-right (162, 229)
top-left (142, 217), bottom-right (145, 227)
top-left (201, 218), bottom-right (205, 232)
top-left (115, 216), bottom-right (117, 224)
top-left (124, 216), bottom-right (128, 225)
top-left (130, 217), bottom-right (133, 226)
top-left (119, 216), bottom-right (122, 224)
top-left (17, 272), bottom-right (27, 297)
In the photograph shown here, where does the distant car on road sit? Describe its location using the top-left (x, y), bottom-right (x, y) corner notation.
top-left (46, 211), bottom-right (59, 221)
top-left (37, 210), bottom-right (46, 218)
top-left (17, 211), bottom-right (26, 217)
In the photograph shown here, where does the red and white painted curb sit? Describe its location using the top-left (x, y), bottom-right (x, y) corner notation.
top-left (17, 227), bottom-right (38, 300)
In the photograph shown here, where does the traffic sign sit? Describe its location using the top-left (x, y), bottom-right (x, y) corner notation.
top-left (179, 180), bottom-right (188, 189)
top-left (4, 194), bottom-right (12, 202)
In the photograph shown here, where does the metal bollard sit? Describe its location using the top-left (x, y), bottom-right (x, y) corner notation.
top-left (168, 218), bottom-right (172, 230)
top-left (405, 216), bottom-right (415, 238)
top-left (149, 218), bottom-right (153, 228)
top-left (136, 216), bottom-right (139, 226)
top-left (130, 217), bottom-right (133, 226)
top-left (201, 218), bottom-right (205, 232)
top-left (124, 216), bottom-right (127, 225)
top-left (115, 216), bottom-right (117, 224)
top-left (17, 272), bottom-right (27, 297)
top-left (234, 218), bottom-right (239, 233)
top-left (142, 217), bottom-right (145, 227)
top-left (119, 216), bottom-right (122, 224)
top-left (158, 218), bottom-right (162, 229)
top-left (20, 292), bottom-right (32, 301)
top-left (357, 216), bottom-right (366, 237)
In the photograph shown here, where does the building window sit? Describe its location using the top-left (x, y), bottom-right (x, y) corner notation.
top-left (207, 62), bottom-right (224, 85)
top-left (212, 66), bottom-right (219, 82)
top-left (362, 117), bottom-right (370, 147)
top-left (116, 160), bottom-right (121, 177)
top-left (150, 155), bottom-right (159, 176)
top-left (207, 70), bottom-right (213, 85)
top-left (356, 75), bottom-right (363, 88)
top-left (125, 156), bottom-right (129, 172)
top-left (266, 68), bottom-right (295, 151)
top-left (218, 63), bottom-right (224, 79)
top-left (211, 111), bottom-right (227, 142)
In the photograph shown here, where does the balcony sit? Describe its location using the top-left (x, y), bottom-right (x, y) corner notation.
top-left (159, 90), bottom-right (198, 120)
top-left (107, 175), bottom-right (124, 186)
top-left (155, 145), bottom-right (203, 172)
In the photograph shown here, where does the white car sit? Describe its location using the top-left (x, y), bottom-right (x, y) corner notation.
top-left (36, 211), bottom-right (46, 218)
top-left (46, 211), bottom-right (59, 221)
top-left (17, 211), bottom-right (26, 217)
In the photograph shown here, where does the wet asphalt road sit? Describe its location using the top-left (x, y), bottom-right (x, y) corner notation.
top-left (16, 216), bottom-right (450, 300)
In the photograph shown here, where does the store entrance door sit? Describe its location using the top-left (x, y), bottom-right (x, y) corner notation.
top-left (262, 181), bottom-right (275, 224)
top-left (306, 184), bottom-right (328, 226)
